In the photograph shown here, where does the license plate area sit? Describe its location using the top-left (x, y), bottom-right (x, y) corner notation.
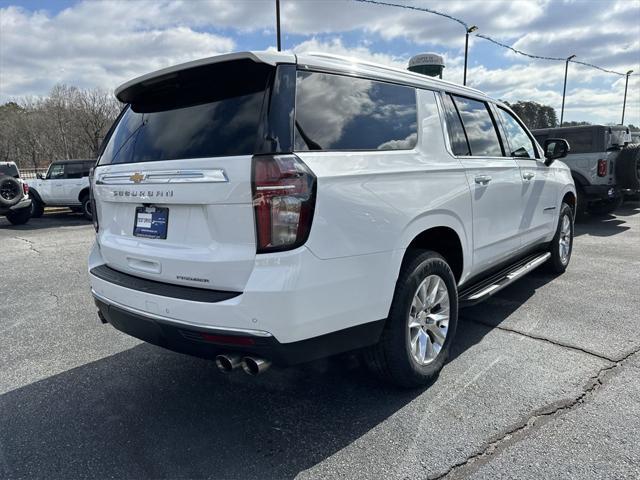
top-left (133, 206), bottom-right (169, 239)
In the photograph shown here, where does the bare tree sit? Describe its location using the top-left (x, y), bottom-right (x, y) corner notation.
top-left (0, 83), bottom-right (121, 169)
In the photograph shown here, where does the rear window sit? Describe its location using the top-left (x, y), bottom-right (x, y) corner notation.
top-left (0, 164), bottom-right (19, 178)
top-left (294, 71), bottom-right (418, 151)
top-left (99, 60), bottom-right (272, 165)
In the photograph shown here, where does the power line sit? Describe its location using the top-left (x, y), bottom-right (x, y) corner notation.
top-left (353, 0), bottom-right (637, 77)
top-left (354, 0), bottom-right (467, 29)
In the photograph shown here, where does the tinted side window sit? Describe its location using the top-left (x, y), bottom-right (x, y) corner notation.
top-left (0, 164), bottom-right (19, 177)
top-left (559, 131), bottom-right (594, 154)
top-left (452, 96), bottom-right (503, 157)
top-left (65, 163), bottom-right (86, 179)
top-left (47, 164), bottom-right (65, 179)
top-left (497, 108), bottom-right (537, 158)
top-left (441, 93), bottom-right (470, 156)
top-left (294, 71), bottom-right (417, 151)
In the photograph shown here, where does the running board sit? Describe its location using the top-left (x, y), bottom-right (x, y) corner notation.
top-left (459, 252), bottom-right (551, 307)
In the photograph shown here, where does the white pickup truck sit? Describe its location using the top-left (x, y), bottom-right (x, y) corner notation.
top-left (29, 159), bottom-right (95, 219)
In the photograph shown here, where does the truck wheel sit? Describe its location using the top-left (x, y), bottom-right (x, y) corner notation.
top-left (547, 202), bottom-right (574, 274)
top-left (0, 177), bottom-right (22, 207)
top-left (615, 145), bottom-right (640, 190)
top-left (588, 196), bottom-right (623, 216)
top-left (30, 195), bottom-right (44, 218)
top-left (575, 187), bottom-right (588, 222)
top-left (364, 250), bottom-right (458, 388)
top-left (80, 194), bottom-right (92, 220)
top-left (6, 207), bottom-right (31, 225)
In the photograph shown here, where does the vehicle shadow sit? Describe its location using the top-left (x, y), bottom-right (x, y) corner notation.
top-left (455, 271), bottom-right (554, 346)
top-left (574, 200), bottom-right (638, 238)
top-left (0, 209), bottom-right (90, 230)
top-left (0, 312), bottom-right (524, 479)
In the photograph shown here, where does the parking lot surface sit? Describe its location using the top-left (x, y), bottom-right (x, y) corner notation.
top-left (1, 204), bottom-right (639, 480)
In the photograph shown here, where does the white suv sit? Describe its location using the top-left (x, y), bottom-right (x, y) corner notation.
top-left (89, 52), bottom-right (576, 387)
top-left (29, 159), bottom-right (95, 219)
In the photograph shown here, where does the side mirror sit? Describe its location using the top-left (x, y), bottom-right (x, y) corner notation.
top-left (543, 138), bottom-right (570, 166)
top-left (36, 173), bottom-right (44, 179)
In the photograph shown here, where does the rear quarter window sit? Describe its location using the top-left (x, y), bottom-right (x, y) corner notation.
top-left (0, 164), bottom-right (19, 178)
top-left (294, 71), bottom-right (418, 151)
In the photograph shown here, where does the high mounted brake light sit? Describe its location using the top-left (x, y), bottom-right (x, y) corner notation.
top-left (252, 155), bottom-right (317, 253)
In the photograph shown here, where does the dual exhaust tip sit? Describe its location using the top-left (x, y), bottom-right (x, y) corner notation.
top-left (215, 354), bottom-right (271, 376)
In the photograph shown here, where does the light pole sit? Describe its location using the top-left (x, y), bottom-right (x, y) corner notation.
top-left (275, 0), bottom-right (282, 52)
top-left (560, 54), bottom-right (576, 126)
top-left (621, 70), bottom-right (633, 125)
top-left (463, 25), bottom-right (477, 86)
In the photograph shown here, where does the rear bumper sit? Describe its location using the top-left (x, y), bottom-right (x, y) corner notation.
top-left (0, 197), bottom-right (31, 214)
top-left (93, 290), bottom-right (384, 366)
top-left (89, 240), bottom-right (394, 352)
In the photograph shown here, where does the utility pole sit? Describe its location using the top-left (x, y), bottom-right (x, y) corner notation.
top-left (463, 25), bottom-right (477, 86)
top-left (621, 70), bottom-right (633, 125)
top-left (560, 54), bottom-right (576, 126)
top-left (276, 0), bottom-right (282, 52)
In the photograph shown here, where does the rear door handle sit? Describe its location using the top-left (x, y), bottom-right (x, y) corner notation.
top-left (523, 172), bottom-right (535, 181)
top-left (474, 175), bottom-right (492, 185)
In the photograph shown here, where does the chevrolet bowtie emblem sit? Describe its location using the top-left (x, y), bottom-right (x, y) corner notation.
top-left (129, 172), bottom-right (145, 183)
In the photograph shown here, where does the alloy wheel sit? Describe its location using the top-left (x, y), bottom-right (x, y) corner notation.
top-left (408, 275), bottom-right (450, 365)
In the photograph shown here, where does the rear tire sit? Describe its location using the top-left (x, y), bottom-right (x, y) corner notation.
top-left (587, 196), bottom-right (623, 216)
top-left (30, 195), bottom-right (44, 218)
top-left (575, 187), bottom-right (588, 222)
top-left (6, 207), bottom-right (31, 225)
top-left (80, 194), bottom-right (92, 220)
top-left (615, 145), bottom-right (640, 190)
top-left (547, 202), bottom-right (573, 274)
top-left (364, 250), bottom-right (458, 388)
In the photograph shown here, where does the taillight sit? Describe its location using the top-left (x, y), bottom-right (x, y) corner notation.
top-left (597, 159), bottom-right (607, 177)
top-left (22, 182), bottom-right (29, 195)
top-left (252, 154), bottom-right (316, 253)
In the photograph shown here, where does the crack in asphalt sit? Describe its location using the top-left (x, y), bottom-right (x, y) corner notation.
top-left (465, 317), bottom-right (618, 363)
top-left (14, 236), bottom-right (41, 255)
top-left (429, 345), bottom-right (640, 480)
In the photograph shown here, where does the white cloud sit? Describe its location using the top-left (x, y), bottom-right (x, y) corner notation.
top-left (0, 0), bottom-right (638, 125)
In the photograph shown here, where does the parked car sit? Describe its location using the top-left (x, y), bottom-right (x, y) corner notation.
top-left (532, 125), bottom-right (640, 216)
top-left (88, 51), bottom-right (575, 387)
top-left (28, 159), bottom-right (96, 219)
top-left (0, 161), bottom-right (31, 225)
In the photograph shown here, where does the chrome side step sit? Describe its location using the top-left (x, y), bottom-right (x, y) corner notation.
top-left (459, 252), bottom-right (551, 307)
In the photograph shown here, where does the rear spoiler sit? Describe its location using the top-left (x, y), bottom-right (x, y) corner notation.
top-left (115, 51), bottom-right (296, 103)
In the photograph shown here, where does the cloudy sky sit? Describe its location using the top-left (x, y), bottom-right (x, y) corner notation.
top-left (1, 0), bottom-right (639, 125)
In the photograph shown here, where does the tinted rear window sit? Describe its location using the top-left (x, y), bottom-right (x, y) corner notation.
top-left (0, 164), bottom-right (19, 177)
top-left (294, 71), bottom-right (418, 151)
top-left (99, 60), bottom-right (272, 165)
top-left (452, 95), bottom-right (503, 157)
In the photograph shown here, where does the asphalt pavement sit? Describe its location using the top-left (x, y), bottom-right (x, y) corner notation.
top-left (1, 204), bottom-right (639, 480)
